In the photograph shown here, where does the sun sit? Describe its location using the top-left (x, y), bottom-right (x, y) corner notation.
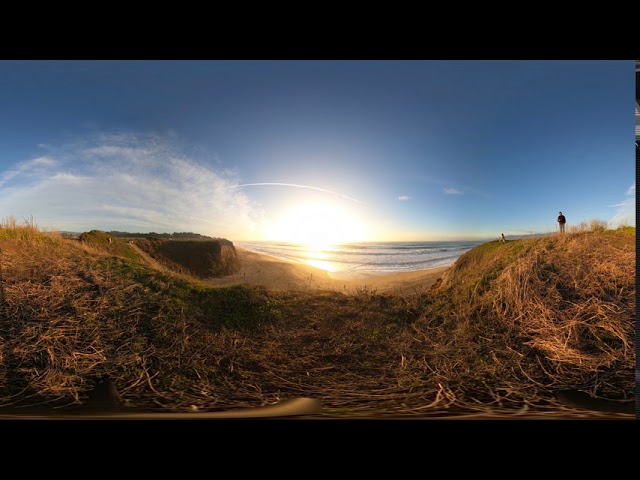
top-left (263, 202), bottom-right (368, 247)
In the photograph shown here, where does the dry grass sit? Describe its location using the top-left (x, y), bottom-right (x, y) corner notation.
top-left (431, 228), bottom-right (635, 403)
top-left (567, 218), bottom-right (608, 233)
top-left (487, 232), bottom-right (634, 391)
top-left (0, 220), bottom-right (634, 417)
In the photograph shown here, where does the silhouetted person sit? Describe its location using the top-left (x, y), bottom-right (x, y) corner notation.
top-left (499, 233), bottom-right (506, 242)
top-left (557, 211), bottom-right (567, 233)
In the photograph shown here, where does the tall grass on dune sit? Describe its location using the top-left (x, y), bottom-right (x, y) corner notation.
top-left (431, 227), bottom-right (634, 399)
top-left (0, 215), bottom-right (51, 240)
top-left (488, 233), bottom-right (634, 382)
top-left (566, 218), bottom-right (608, 233)
top-left (0, 218), bottom-right (634, 416)
top-left (0, 220), bottom-right (281, 408)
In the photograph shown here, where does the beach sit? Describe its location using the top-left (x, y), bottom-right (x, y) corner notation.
top-left (204, 247), bottom-right (448, 295)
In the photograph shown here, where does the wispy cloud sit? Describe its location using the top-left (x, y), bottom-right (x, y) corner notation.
top-left (0, 156), bottom-right (59, 186)
top-left (222, 183), bottom-right (362, 204)
top-left (398, 195), bottom-right (411, 201)
top-left (0, 133), bottom-right (262, 238)
top-left (607, 183), bottom-right (635, 228)
top-left (443, 187), bottom-right (463, 195)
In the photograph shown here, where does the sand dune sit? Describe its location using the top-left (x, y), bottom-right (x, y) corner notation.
top-left (204, 247), bottom-right (448, 295)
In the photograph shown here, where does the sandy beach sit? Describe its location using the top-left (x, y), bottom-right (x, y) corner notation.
top-left (204, 247), bottom-right (449, 295)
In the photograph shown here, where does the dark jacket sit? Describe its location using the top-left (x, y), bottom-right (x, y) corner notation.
top-left (557, 215), bottom-right (566, 224)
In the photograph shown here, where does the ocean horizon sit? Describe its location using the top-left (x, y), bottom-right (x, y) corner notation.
top-left (236, 240), bottom-right (490, 276)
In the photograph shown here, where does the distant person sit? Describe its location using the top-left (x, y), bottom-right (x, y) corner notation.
top-left (499, 233), bottom-right (506, 242)
top-left (557, 211), bottom-right (566, 233)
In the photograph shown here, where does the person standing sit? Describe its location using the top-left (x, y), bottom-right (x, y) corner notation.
top-left (557, 211), bottom-right (567, 233)
top-left (499, 233), bottom-right (506, 242)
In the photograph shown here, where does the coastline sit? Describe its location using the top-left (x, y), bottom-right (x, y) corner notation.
top-left (204, 247), bottom-right (448, 294)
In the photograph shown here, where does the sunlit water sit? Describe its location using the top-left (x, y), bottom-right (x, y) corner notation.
top-left (236, 240), bottom-right (487, 275)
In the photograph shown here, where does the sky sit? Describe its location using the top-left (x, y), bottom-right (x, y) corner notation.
top-left (0, 60), bottom-right (635, 243)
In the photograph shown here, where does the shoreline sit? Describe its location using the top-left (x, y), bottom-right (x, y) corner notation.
top-left (204, 247), bottom-right (449, 294)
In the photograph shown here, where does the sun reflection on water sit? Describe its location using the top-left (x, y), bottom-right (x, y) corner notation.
top-left (300, 247), bottom-right (338, 272)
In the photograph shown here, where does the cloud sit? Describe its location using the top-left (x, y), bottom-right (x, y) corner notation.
top-left (607, 183), bottom-right (635, 228)
top-left (224, 183), bottom-right (362, 204)
top-left (0, 133), bottom-right (262, 239)
top-left (398, 195), bottom-right (411, 201)
top-left (443, 187), bottom-right (463, 195)
top-left (0, 156), bottom-right (59, 186)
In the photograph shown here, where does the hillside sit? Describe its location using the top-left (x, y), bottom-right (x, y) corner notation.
top-left (133, 238), bottom-right (240, 278)
top-left (78, 230), bottom-right (143, 261)
top-left (78, 230), bottom-right (240, 278)
top-left (0, 221), bottom-right (634, 417)
top-left (431, 230), bottom-right (635, 400)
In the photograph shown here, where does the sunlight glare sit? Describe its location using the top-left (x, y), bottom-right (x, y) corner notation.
top-left (264, 202), bottom-right (368, 248)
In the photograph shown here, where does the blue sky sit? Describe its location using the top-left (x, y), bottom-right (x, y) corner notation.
top-left (0, 60), bottom-right (634, 242)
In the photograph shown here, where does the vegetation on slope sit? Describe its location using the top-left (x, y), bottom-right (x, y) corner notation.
top-left (78, 229), bottom-right (240, 279)
top-left (0, 218), bottom-right (634, 417)
top-left (107, 231), bottom-right (215, 240)
top-left (78, 230), bottom-right (142, 261)
top-left (134, 237), bottom-right (240, 278)
top-left (422, 230), bottom-right (635, 404)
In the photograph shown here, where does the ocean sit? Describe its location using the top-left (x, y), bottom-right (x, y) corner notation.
top-left (235, 240), bottom-right (487, 277)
